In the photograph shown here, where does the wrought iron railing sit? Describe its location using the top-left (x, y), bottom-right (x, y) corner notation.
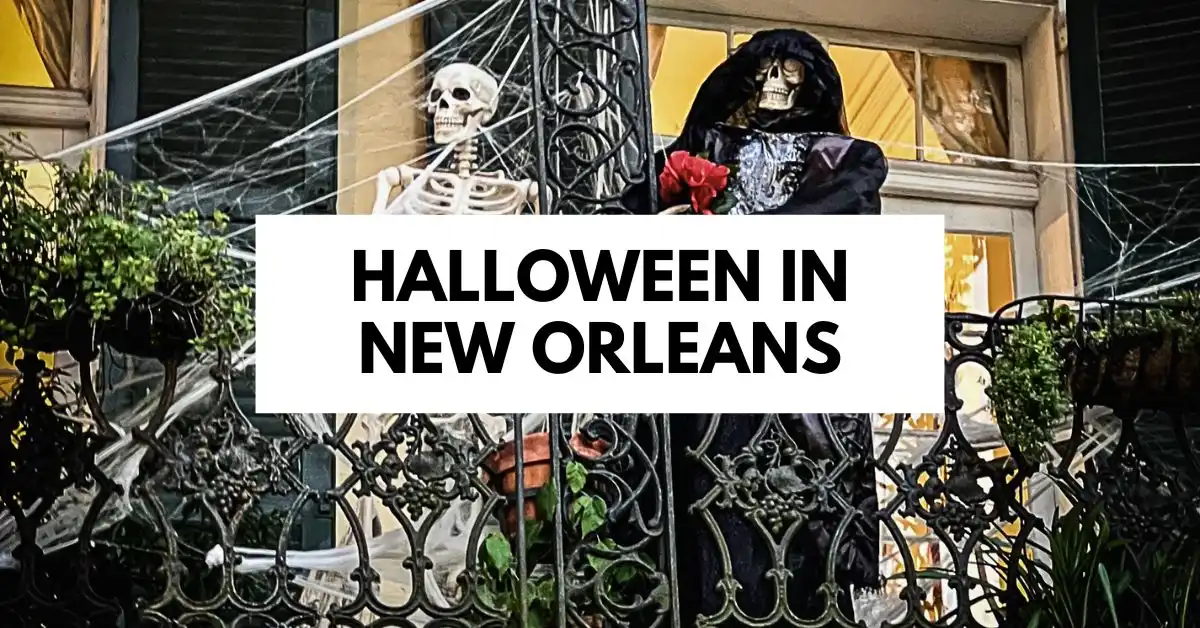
top-left (3, 0), bottom-right (1198, 623)
top-left (2, 304), bottom-right (1196, 626)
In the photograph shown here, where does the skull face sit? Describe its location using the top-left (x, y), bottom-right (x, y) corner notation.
top-left (756, 57), bottom-right (804, 111)
top-left (427, 63), bottom-right (500, 144)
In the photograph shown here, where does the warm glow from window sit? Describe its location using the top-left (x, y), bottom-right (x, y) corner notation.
top-left (0, 0), bottom-right (54, 88)
top-left (651, 26), bottom-right (1010, 166)
top-left (649, 27), bottom-right (730, 137)
top-left (829, 45), bottom-right (924, 161)
top-left (944, 233), bottom-right (1015, 313)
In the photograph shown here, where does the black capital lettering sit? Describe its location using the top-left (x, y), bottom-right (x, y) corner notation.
top-left (589, 322), bottom-right (629, 373)
top-left (519, 250), bottom-right (570, 302)
top-left (700, 322), bottom-right (751, 373)
top-left (397, 251), bottom-right (448, 301)
top-left (803, 321), bottom-right (841, 374)
top-left (448, 250), bottom-right (480, 301)
top-left (354, 250), bottom-right (394, 301)
top-left (412, 321), bottom-right (442, 373)
top-left (642, 250), bottom-right (673, 301)
top-left (361, 321), bottom-right (404, 373)
top-left (803, 250), bottom-right (846, 301)
top-left (572, 250), bottom-right (639, 301)
top-left (532, 322), bottom-right (584, 374)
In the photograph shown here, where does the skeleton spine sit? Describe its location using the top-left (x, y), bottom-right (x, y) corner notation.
top-left (455, 139), bottom-right (478, 179)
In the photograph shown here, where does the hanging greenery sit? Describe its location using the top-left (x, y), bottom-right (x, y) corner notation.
top-left (988, 293), bottom-right (1200, 461)
top-left (0, 135), bottom-right (253, 359)
top-left (476, 460), bottom-right (664, 628)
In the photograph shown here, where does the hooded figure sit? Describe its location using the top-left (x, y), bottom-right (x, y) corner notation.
top-left (633, 30), bottom-right (884, 626)
top-left (630, 28), bottom-right (888, 216)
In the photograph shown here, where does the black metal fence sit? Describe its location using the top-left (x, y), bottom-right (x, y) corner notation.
top-left (3, 307), bottom-right (1195, 626)
top-left (3, 0), bottom-right (1198, 625)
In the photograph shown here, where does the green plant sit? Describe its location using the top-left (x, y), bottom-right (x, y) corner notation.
top-left (988, 294), bottom-right (1200, 460)
top-left (476, 461), bottom-right (656, 628)
top-left (988, 317), bottom-right (1073, 461)
top-left (0, 140), bottom-right (163, 348)
top-left (0, 136), bottom-right (253, 355)
top-left (136, 209), bottom-right (254, 354)
top-left (929, 502), bottom-right (1200, 628)
top-left (1021, 505), bottom-right (1133, 628)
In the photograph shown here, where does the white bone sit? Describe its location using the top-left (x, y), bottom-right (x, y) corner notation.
top-left (370, 63), bottom-right (537, 216)
top-left (757, 58), bottom-right (803, 111)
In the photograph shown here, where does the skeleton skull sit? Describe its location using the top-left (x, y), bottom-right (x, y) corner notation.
top-left (427, 63), bottom-right (500, 144)
top-left (756, 57), bottom-right (804, 111)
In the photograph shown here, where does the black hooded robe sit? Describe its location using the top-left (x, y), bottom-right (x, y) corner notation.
top-left (629, 29), bottom-right (884, 625)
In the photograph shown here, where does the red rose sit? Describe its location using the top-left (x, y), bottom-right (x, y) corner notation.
top-left (658, 151), bottom-right (730, 213)
top-left (680, 157), bottom-right (729, 214)
top-left (658, 151), bottom-right (690, 204)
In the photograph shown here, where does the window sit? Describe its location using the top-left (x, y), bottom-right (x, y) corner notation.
top-left (0, 0), bottom-right (71, 89)
top-left (648, 23), bottom-right (1022, 167)
top-left (0, 0), bottom-right (92, 132)
top-left (103, 0), bottom-right (340, 552)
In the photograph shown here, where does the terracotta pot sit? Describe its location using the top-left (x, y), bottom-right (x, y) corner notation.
top-left (484, 432), bottom-right (608, 535)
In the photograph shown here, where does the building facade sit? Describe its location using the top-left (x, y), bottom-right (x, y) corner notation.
top-left (1, 0), bottom-right (1092, 623)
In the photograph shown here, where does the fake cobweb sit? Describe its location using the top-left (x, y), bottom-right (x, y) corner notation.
top-left (3, 0), bottom-right (1200, 625)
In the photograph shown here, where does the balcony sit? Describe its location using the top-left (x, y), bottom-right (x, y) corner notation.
top-left (2, 297), bottom-right (1198, 627)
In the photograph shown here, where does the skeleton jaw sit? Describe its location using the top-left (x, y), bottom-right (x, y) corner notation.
top-left (758, 86), bottom-right (796, 111)
top-left (433, 114), bottom-right (469, 144)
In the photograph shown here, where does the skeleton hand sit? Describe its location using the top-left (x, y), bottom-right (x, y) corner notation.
top-left (528, 181), bottom-right (540, 214)
top-left (372, 166), bottom-right (403, 215)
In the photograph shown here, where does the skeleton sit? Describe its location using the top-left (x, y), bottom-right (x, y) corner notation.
top-left (372, 62), bottom-right (538, 215)
top-left (756, 57), bottom-right (805, 111)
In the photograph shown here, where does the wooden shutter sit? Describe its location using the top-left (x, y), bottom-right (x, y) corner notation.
top-left (135, 0), bottom-right (338, 220)
top-left (103, 0), bottom-right (338, 551)
top-left (1071, 0), bottom-right (1200, 295)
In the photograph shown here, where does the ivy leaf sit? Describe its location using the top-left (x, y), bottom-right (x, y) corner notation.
top-left (523, 520), bottom-right (545, 554)
top-left (571, 495), bottom-right (607, 537)
top-left (525, 607), bottom-right (548, 628)
top-left (566, 461), bottom-right (587, 494)
top-left (588, 537), bottom-right (616, 573)
top-left (535, 477), bottom-right (557, 520)
top-left (649, 580), bottom-right (671, 609)
top-left (482, 532), bottom-right (512, 574)
top-left (533, 577), bottom-right (556, 605)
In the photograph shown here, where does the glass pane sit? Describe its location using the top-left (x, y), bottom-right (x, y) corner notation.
top-left (0, 0), bottom-right (71, 88)
top-left (649, 26), bottom-right (729, 137)
top-left (944, 233), bottom-right (1015, 313)
top-left (829, 46), bottom-right (918, 161)
top-left (918, 55), bottom-right (1010, 164)
top-left (732, 31), bottom-right (752, 49)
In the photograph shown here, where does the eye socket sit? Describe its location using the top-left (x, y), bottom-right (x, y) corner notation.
top-left (451, 87), bottom-right (472, 100)
top-left (429, 88), bottom-right (442, 101)
top-left (783, 59), bottom-right (802, 72)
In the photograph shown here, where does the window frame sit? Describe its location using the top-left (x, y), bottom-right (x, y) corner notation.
top-left (648, 9), bottom-right (1044, 305)
top-left (647, 8), bottom-right (1030, 167)
top-left (0, 0), bottom-right (95, 129)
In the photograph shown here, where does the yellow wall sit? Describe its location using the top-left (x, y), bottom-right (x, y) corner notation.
top-left (649, 26), bottom-right (949, 162)
top-left (336, 0), bottom-right (427, 215)
top-left (649, 28), bottom-right (727, 137)
top-left (0, 0), bottom-right (54, 88)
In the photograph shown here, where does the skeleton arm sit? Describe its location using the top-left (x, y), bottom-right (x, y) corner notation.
top-left (528, 181), bottom-right (540, 215)
top-left (371, 166), bottom-right (402, 215)
top-left (371, 165), bottom-right (420, 215)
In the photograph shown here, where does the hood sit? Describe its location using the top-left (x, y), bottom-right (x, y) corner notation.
top-left (677, 29), bottom-right (848, 141)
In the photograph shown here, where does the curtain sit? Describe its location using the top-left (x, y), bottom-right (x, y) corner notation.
top-left (13, 0), bottom-right (72, 89)
top-left (889, 52), bottom-right (1009, 164)
top-left (647, 24), bottom-right (666, 86)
